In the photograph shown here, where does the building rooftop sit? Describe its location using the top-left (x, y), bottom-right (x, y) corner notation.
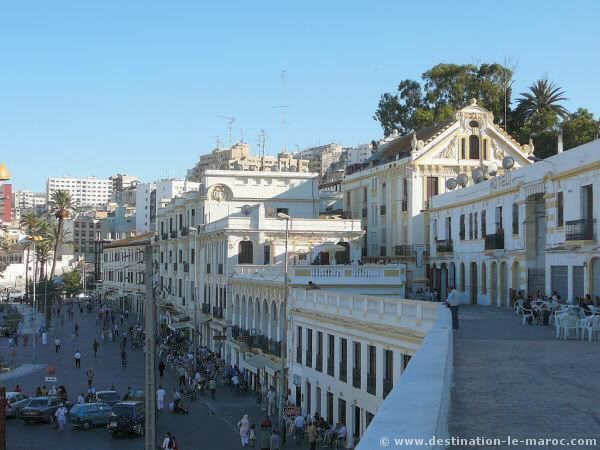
top-left (103, 232), bottom-right (156, 249)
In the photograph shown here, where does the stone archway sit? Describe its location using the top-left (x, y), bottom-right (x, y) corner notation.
top-left (491, 262), bottom-right (498, 306)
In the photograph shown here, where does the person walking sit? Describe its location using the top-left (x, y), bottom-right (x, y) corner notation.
top-left (162, 431), bottom-right (174, 449)
top-left (446, 287), bottom-right (460, 330)
top-left (177, 365), bottom-right (186, 388)
top-left (54, 337), bottom-right (61, 353)
top-left (156, 385), bottom-right (166, 411)
top-left (308, 421), bottom-right (318, 450)
top-left (238, 414), bottom-right (251, 447)
top-left (86, 368), bottom-right (94, 387)
top-left (294, 413), bottom-right (305, 444)
top-left (208, 378), bottom-right (217, 400)
top-left (55, 403), bottom-right (68, 431)
top-left (92, 339), bottom-right (99, 357)
top-left (158, 360), bottom-right (165, 378)
top-left (269, 430), bottom-right (280, 450)
top-left (41, 331), bottom-right (48, 346)
top-left (74, 350), bottom-right (81, 368)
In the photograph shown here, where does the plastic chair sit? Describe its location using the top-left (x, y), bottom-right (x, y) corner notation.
top-left (522, 307), bottom-right (535, 325)
top-left (557, 316), bottom-right (579, 340)
top-left (514, 299), bottom-right (525, 315)
top-left (580, 316), bottom-right (600, 342)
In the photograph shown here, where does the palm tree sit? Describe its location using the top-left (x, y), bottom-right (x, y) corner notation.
top-left (514, 79), bottom-right (570, 123)
top-left (20, 213), bottom-right (41, 299)
top-left (48, 190), bottom-right (76, 281)
top-left (0, 224), bottom-right (8, 250)
top-left (34, 221), bottom-right (53, 281)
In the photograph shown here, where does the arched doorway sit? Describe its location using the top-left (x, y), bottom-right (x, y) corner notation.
top-left (470, 262), bottom-right (478, 305)
top-left (500, 262), bottom-right (508, 307)
top-left (336, 242), bottom-right (350, 265)
top-left (441, 263), bottom-right (448, 300)
top-left (448, 262), bottom-right (456, 289)
top-left (459, 263), bottom-right (465, 292)
top-left (491, 262), bottom-right (498, 306)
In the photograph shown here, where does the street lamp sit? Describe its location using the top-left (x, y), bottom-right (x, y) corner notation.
top-left (275, 212), bottom-right (290, 440)
top-left (188, 227), bottom-right (199, 375)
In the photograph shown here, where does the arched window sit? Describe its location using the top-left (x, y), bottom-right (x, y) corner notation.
top-left (459, 262), bottom-right (466, 291)
top-left (481, 263), bottom-right (487, 294)
top-left (238, 241), bottom-right (253, 264)
top-left (469, 135), bottom-right (480, 160)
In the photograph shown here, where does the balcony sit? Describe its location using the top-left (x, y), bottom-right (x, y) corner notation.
top-left (401, 199), bottom-right (408, 212)
top-left (394, 245), bottom-right (415, 257)
top-left (164, 263), bottom-right (168, 271)
top-left (485, 229), bottom-right (505, 250)
top-left (435, 239), bottom-right (453, 253)
top-left (201, 303), bottom-right (210, 314)
top-left (162, 233), bottom-right (168, 241)
top-left (383, 378), bottom-right (393, 399)
top-left (170, 231), bottom-right (177, 238)
top-left (565, 218), bottom-right (596, 241)
top-left (380, 205), bottom-right (386, 215)
top-left (315, 354), bottom-right (323, 372)
top-left (352, 368), bottom-right (361, 389)
top-left (306, 350), bottom-right (313, 368)
top-left (327, 357), bottom-right (335, 377)
top-left (212, 306), bottom-right (224, 319)
top-left (181, 227), bottom-right (189, 237)
top-left (173, 262), bottom-right (178, 271)
top-left (339, 362), bottom-right (347, 382)
top-left (367, 373), bottom-right (376, 395)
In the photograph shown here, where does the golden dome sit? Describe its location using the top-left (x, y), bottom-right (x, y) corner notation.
top-left (0, 163), bottom-right (10, 181)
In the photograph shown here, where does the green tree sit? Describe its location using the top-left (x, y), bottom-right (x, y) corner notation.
top-left (374, 63), bottom-right (513, 136)
top-left (562, 108), bottom-right (599, 150)
top-left (19, 212), bottom-right (40, 299)
top-left (48, 190), bottom-right (76, 281)
top-left (63, 270), bottom-right (81, 297)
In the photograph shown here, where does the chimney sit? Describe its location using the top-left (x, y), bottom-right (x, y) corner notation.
top-left (557, 129), bottom-right (564, 153)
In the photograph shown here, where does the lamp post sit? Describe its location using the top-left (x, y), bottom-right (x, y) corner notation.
top-left (188, 227), bottom-right (199, 375)
top-left (275, 212), bottom-right (290, 442)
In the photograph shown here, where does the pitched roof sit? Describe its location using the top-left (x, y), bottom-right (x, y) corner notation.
top-left (103, 232), bottom-right (156, 249)
top-left (367, 119), bottom-right (455, 166)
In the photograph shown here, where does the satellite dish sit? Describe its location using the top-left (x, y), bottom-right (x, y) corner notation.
top-left (502, 156), bottom-right (515, 170)
top-left (472, 167), bottom-right (484, 183)
top-left (487, 162), bottom-right (498, 177)
top-left (445, 178), bottom-right (457, 191)
top-left (241, 205), bottom-right (252, 217)
top-left (456, 173), bottom-right (469, 188)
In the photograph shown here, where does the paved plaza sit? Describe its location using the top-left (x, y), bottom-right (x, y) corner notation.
top-left (449, 306), bottom-right (600, 450)
top-left (2, 302), bottom-right (270, 450)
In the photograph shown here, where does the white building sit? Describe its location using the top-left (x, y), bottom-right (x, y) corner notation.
top-left (346, 144), bottom-right (373, 166)
top-left (342, 100), bottom-right (532, 293)
top-left (100, 232), bottom-right (154, 318)
top-left (12, 190), bottom-right (46, 209)
top-left (429, 139), bottom-right (600, 305)
top-left (295, 143), bottom-right (343, 179)
top-left (135, 179), bottom-right (200, 233)
top-left (46, 176), bottom-right (113, 207)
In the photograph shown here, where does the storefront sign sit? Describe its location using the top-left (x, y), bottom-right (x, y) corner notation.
top-left (284, 406), bottom-right (301, 418)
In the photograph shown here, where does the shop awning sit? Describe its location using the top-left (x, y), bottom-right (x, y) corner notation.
top-left (167, 322), bottom-right (194, 331)
top-left (241, 354), bottom-right (281, 374)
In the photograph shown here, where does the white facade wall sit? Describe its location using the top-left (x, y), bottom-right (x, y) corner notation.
top-left (46, 176), bottom-right (112, 207)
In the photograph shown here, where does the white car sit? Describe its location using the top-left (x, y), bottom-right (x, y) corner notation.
top-left (6, 392), bottom-right (30, 418)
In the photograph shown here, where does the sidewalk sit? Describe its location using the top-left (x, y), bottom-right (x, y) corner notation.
top-left (11, 302), bottom-right (47, 335)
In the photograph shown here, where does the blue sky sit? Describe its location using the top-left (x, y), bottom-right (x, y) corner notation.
top-left (1, 1), bottom-right (599, 192)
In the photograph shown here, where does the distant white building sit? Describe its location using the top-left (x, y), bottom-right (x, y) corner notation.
top-left (295, 143), bottom-right (343, 179)
top-left (135, 179), bottom-right (200, 233)
top-left (429, 139), bottom-right (600, 305)
top-left (11, 190), bottom-right (47, 221)
top-left (46, 176), bottom-right (112, 207)
top-left (345, 144), bottom-right (373, 166)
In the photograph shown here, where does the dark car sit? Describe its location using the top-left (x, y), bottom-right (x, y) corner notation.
top-left (107, 401), bottom-right (145, 437)
top-left (69, 402), bottom-right (112, 429)
top-left (6, 392), bottom-right (30, 418)
top-left (94, 391), bottom-right (121, 406)
top-left (18, 396), bottom-right (70, 424)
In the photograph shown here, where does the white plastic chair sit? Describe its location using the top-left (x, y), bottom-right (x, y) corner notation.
top-left (580, 316), bottom-right (600, 342)
top-left (522, 307), bottom-right (535, 325)
top-left (514, 299), bottom-right (525, 315)
top-left (556, 316), bottom-right (579, 340)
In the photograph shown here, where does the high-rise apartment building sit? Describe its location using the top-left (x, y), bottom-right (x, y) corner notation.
top-left (0, 184), bottom-right (12, 223)
top-left (46, 176), bottom-right (112, 207)
top-left (295, 143), bottom-right (343, 179)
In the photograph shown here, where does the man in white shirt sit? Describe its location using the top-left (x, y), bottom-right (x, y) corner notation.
top-left (446, 288), bottom-right (460, 330)
top-left (156, 385), bottom-right (166, 411)
top-left (294, 413), bottom-right (305, 441)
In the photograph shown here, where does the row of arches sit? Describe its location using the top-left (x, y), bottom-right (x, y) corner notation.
top-left (232, 293), bottom-right (284, 341)
top-left (431, 260), bottom-right (521, 307)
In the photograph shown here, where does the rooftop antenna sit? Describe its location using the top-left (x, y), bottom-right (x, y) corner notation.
top-left (274, 69), bottom-right (288, 151)
top-left (218, 115), bottom-right (236, 144)
top-left (215, 136), bottom-right (223, 149)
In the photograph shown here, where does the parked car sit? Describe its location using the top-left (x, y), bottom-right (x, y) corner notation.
top-left (69, 402), bottom-right (112, 430)
top-left (107, 401), bottom-right (145, 437)
top-left (93, 391), bottom-right (121, 406)
top-left (6, 392), bottom-right (30, 418)
top-left (18, 396), bottom-right (70, 424)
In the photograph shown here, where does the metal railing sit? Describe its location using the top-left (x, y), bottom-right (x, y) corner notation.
top-left (484, 228), bottom-right (505, 250)
top-left (394, 245), bottom-right (415, 257)
top-left (435, 239), bottom-right (453, 253)
top-left (401, 199), bottom-right (408, 211)
top-left (565, 218), bottom-right (596, 241)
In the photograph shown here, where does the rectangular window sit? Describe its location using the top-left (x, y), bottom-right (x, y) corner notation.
top-left (316, 331), bottom-right (323, 372)
top-left (263, 245), bottom-right (271, 265)
top-left (340, 338), bottom-right (347, 383)
top-left (383, 349), bottom-right (393, 399)
top-left (474, 212), bottom-right (478, 239)
top-left (426, 176), bottom-right (439, 200)
top-left (367, 345), bottom-right (376, 395)
top-left (306, 329), bottom-right (313, 368)
top-left (461, 138), bottom-right (466, 159)
top-left (459, 214), bottom-right (465, 240)
top-left (352, 342), bottom-right (361, 389)
top-left (495, 206), bottom-right (503, 231)
top-left (296, 326), bottom-right (303, 364)
top-left (557, 192), bottom-right (564, 227)
top-left (191, 249), bottom-right (195, 264)
top-left (327, 334), bottom-right (335, 376)
top-left (468, 213), bottom-right (473, 240)
top-left (512, 203), bottom-right (519, 235)
top-left (481, 210), bottom-right (487, 237)
top-left (276, 207), bottom-right (289, 215)
top-left (362, 187), bottom-right (367, 202)
top-left (483, 140), bottom-right (488, 160)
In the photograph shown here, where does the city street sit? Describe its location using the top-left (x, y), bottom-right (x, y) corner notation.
top-left (2, 302), bottom-right (269, 450)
